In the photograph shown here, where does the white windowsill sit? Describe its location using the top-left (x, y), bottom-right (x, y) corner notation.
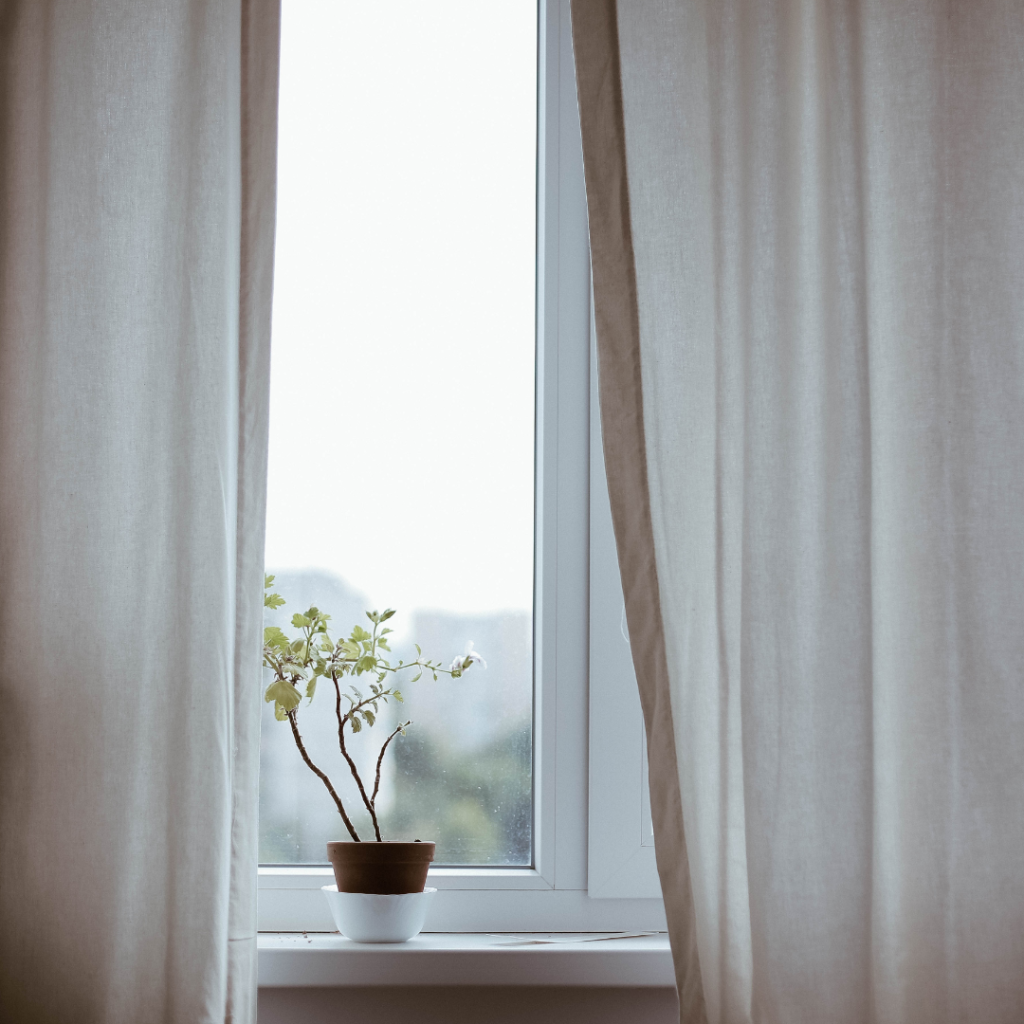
top-left (258, 932), bottom-right (674, 988)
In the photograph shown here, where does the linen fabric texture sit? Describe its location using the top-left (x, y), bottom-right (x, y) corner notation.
top-left (572, 2), bottom-right (1024, 1022)
top-left (0, 2), bottom-right (279, 1022)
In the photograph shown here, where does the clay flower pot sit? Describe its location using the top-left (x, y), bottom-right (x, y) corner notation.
top-left (326, 840), bottom-right (435, 894)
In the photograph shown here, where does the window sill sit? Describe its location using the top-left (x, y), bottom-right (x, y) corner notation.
top-left (257, 932), bottom-right (674, 988)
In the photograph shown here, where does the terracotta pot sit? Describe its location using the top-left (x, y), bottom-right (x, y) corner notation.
top-left (326, 840), bottom-right (435, 894)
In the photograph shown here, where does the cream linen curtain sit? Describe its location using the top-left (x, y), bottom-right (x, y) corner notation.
top-left (0, 2), bottom-right (279, 1022)
top-left (572, 2), bottom-right (1024, 1023)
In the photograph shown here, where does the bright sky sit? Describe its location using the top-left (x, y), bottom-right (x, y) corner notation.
top-left (265, 0), bottom-right (538, 617)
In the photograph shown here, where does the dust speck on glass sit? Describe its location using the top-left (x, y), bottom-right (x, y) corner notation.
top-left (260, 0), bottom-right (538, 867)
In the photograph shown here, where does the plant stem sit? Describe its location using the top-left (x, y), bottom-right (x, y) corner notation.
top-left (379, 660), bottom-right (458, 679)
top-left (332, 674), bottom-right (383, 841)
top-left (287, 708), bottom-right (360, 842)
top-left (372, 723), bottom-right (409, 805)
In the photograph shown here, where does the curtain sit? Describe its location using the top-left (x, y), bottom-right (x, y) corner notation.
top-left (572, 2), bottom-right (1024, 1023)
top-left (0, 2), bottom-right (279, 1022)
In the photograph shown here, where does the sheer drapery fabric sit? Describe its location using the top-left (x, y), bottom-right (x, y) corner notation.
top-left (0, 2), bottom-right (279, 1022)
top-left (572, 2), bottom-right (1024, 1022)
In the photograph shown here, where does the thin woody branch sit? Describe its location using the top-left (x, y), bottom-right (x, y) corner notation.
top-left (287, 708), bottom-right (360, 842)
top-left (372, 722), bottom-right (410, 806)
top-left (332, 674), bottom-right (383, 841)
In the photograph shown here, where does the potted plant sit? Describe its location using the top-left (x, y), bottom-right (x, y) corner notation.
top-left (261, 576), bottom-right (484, 939)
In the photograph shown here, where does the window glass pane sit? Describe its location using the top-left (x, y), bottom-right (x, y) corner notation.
top-left (260, 0), bottom-right (537, 866)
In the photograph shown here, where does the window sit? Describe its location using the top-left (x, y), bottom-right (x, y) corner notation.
top-left (261, 0), bottom-right (537, 871)
top-left (259, 0), bottom-right (665, 933)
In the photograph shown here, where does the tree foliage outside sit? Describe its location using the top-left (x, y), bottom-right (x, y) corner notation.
top-left (382, 721), bottom-right (532, 864)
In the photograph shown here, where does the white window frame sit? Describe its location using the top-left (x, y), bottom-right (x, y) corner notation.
top-left (257, 0), bottom-right (666, 934)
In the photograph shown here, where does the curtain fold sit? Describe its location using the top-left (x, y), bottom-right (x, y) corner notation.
top-left (0, 2), bottom-right (279, 1021)
top-left (572, 2), bottom-right (1024, 1023)
top-left (572, 3), bottom-right (707, 1020)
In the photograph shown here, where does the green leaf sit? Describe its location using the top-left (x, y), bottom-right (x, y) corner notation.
top-left (377, 639), bottom-right (391, 652)
top-left (356, 655), bottom-right (376, 674)
top-left (351, 625), bottom-right (371, 642)
top-left (411, 672), bottom-right (421, 683)
top-left (265, 679), bottom-right (301, 713)
top-left (394, 690), bottom-right (404, 703)
top-left (305, 678), bottom-right (317, 703)
top-left (274, 703), bottom-right (288, 721)
top-left (265, 574), bottom-right (276, 587)
top-left (380, 609), bottom-right (396, 621)
top-left (350, 715), bottom-right (362, 733)
top-left (366, 610), bottom-right (379, 623)
top-left (291, 613), bottom-right (311, 628)
top-left (264, 625), bottom-right (289, 649)
top-left (264, 591), bottom-right (285, 610)
top-left (362, 709), bottom-right (375, 727)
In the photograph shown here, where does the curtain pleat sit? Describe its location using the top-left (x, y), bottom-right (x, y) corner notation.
top-left (0, 2), bottom-right (278, 1021)
top-left (573, 2), bottom-right (1024, 1023)
top-left (571, 2), bottom-right (707, 1019)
